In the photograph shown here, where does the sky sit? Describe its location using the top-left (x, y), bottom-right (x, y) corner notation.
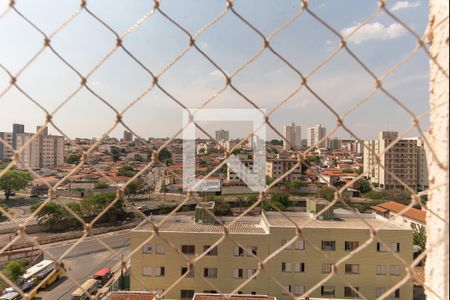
top-left (0, 0), bottom-right (430, 141)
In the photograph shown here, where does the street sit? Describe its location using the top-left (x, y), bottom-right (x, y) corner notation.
top-left (35, 231), bottom-right (130, 300)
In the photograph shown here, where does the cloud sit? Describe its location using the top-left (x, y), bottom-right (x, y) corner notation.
top-left (391, 1), bottom-right (421, 12)
top-left (341, 22), bottom-right (406, 44)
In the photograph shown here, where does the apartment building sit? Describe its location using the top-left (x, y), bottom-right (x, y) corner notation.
top-left (282, 123), bottom-right (301, 151)
top-left (307, 124), bottom-right (327, 149)
top-left (0, 132), bottom-right (13, 161)
top-left (130, 201), bottom-right (413, 299)
top-left (363, 132), bottom-right (429, 191)
top-left (265, 159), bottom-right (303, 182)
top-left (16, 126), bottom-right (64, 169)
top-left (123, 130), bottom-right (133, 142)
top-left (215, 129), bottom-right (230, 142)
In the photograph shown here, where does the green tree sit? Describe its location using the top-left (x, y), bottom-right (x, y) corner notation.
top-left (413, 226), bottom-right (427, 251)
top-left (94, 182), bottom-right (110, 189)
top-left (342, 169), bottom-right (354, 174)
top-left (67, 153), bottom-right (82, 164)
top-left (158, 148), bottom-right (172, 163)
top-left (118, 166), bottom-right (137, 177)
top-left (31, 202), bottom-right (66, 230)
top-left (110, 148), bottom-right (121, 162)
top-left (357, 179), bottom-right (372, 193)
top-left (124, 178), bottom-right (146, 202)
top-left (80, 192), bottom-right (124, 223)
top-left (319, 187), bottom-right (335, 201)
top-left (284, 180), bottom-right (305, 190)
top-left (1, 260), bottom-right (26, 282)
top-left (262, 192), bottom-right (289, 211)
top-left (0, 170), bottom-right (33, 200)
top-left (214, 198), bottom-right (232, 216)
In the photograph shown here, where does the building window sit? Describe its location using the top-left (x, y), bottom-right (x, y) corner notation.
top-left (391, 243), bottom-right (400, 252)
top-left (233, 246), bottom-right (244, 256)
top-left (377, 242), bottom-right (386, 252)
top-left (293, 285), bottom-right (305, 296)
top-left (203, 290), bottom-right (217, 293)
top-left (322, 263), bottom-right (332, 273)
top-left (281, 285), bottom-right (291, 295)
top-left (345, 264), bottom-right (360, 274)
top-left (204, 245), bottom-right (218, 256)
top-left (247, 246), bottom-right (257, 256)
top-left (321, 286), bottom-right (336, 297)
top-left (143, 244), bottom-right (153, 254)
top-left (376, 265), bottom-right (386, 275)
top-left (390, 265), bottom-right (401, 276)
top-left (180, 290), bottom-right (195, 300)
top-left (322, 241), bottom-right (336, 251)
top-left (247, 269), bottom-right (257, 279)
top-left (281, 239), bottom-right (294, 249)
top-left (155, 267), bottom-right (165, 277)
top-left (182, 245), bottom-right (195, 255)
top-left (204, 268), bottom-right (218, 278)
top-left (389, 289), bottom-right (400, 299)
top-left (345, 241), bottom-right (359, 251)
top-left (156, 244), bottom-right (165, 254)
top-left (296, 239), bottom-right (305, 250)
top-left (281, 262), bottom-right (292, 272)
top-left (294, 262), bottom-right (305, 273)
top-left (142, 266), bottom-right (152, 276)
top-left (376, 287), bottom-right (386, 297)
top-left (233, 268), bottom-right (244, 279)
top-left (181, 267), bottom-right (194, 278)
top-left (344, 286), bottom-right (360, 298)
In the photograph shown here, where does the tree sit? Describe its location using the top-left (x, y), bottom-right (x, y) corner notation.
top-left (94, 182), bottom-right (110, 189)
top-left (158, 148), bottom-right (172, 163)
top-left (124, 178), bottom-right (146, 202)
top-left (31, 202), bottom-right (66, 230)
top-left (110, 148), bottom-right (121, 162)
top-left (319, 187), bottom-right (335, 201)
top-left (342, 169), bottom-right (354, 174)
top-left (1, 260), bottom-right (26, 282)
top-left (0, 170), bottom-right (32, 200)
top-left (357, 179), bottom-right (372, 193)
top-left (214, 198), bottom-right (232, 216)
top-left (413, 226), bottom-right (427, 251)
top-left (284, 180), bottom-right (305, 190)
top-left (67, 153), bottom-right (82, 164)
top-left (118, 166), bottom-right (137, 177)
top-left (80, 192), bottom-right (124, 223)
top-left (262, 192), bottom-right (289, 211)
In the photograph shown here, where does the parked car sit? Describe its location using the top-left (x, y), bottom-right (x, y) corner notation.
top-left (93, 268), bottom-right (113, 286)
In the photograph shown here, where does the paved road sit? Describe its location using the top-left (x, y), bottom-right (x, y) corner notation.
top-left (34, 231), bottom-right (130, 300)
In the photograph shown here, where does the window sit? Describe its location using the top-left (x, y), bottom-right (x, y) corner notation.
top-left (376, 265), bottom-right (386, 275)
top-left (233, 268), bottom-right (244, 279)
top-left (296, 239), bottom-right (305, 250)
top-left (377, 242), bottom-right (386, 252)
top-left (390, 265), bottom-right (401, 276)
top-left (142, 266), bottom-right (152, 276)
top-left (180, 290), bottom-right (195, 300)
top-left (345, 264), bottom-right (360, 274)
top-left (247, 246), bottom-right (257, 256)
top-left (156, 244), bottom-right (165, 254)
top-left (155, 267), bottom-right (165, 277)
top-left (321, 286), bottom-right (336, 296)
top-left (182, 245), bottom-right (195, 255)
top-left (281, 239), bottom-right (294, 249)
top-left (294, 262), bottom-right (305, 273)
top-left (233, 246), bottom-right (244, 256)
top-left (389, 289), bottom-right (400, 299)
top-left (204, 268), bottom-right (218, 278)
top-left (281, 262), bottom-right (292, 272)
top-left (247, 269), bottom-right (257, 279)
top-left (345, 241), bottom-right (359, 251)
top-left (143, 244), bottom-right (153, 254)
top-left (204, 245), bottom-right (218, 256)
top-left (391, 243), bottom-right (400, 252)
top-left (203, 290), bottom-right (217, 293)
top-left (281, 285), bottom-right (291, 295)
top-left (322, 241), bottom-right (336, 251)
top-left (322, 263), bottom-right (332, 273)
top-left (376, 287), bottom-right (386, 297)
top-left (344, 287), bottom-right (360, 298)
top-left (293, 285), bottom-right (305, 296)
top-left (181, 267), bottom-right (194, 278)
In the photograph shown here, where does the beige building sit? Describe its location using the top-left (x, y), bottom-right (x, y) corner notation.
top-left (282, 123), bottom-right (301, 151)
top-left (307, 124), bottom-right (327, 149)
top-left (265, 159), bottom-right (303, 182)
top-left (130, 201), bottom-right (413, 299)
top-left (363, 132), bottom-right (429, 191)
top-left (16, 127), bottom-right (64, 170)
top-left (0, 132), bottom-right (13, 161)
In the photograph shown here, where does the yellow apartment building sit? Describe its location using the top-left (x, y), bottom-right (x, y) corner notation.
top-left (130, 201), bottom-right (413, 299)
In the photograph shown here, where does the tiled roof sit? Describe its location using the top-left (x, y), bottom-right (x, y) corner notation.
top-left (377, 201), bottom-right (426, 224)
top-left (103, 291), bottom-right (155, 300)
top-left (193, 294), bottom-right (275, 300)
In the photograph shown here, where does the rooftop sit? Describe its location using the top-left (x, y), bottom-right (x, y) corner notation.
top-left (193, 294), bottom-right (276, 300)
top-left (373, 201), bottom-right (426, 224)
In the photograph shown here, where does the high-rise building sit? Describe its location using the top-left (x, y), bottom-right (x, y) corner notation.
top-left (12, 123), bottom-right (25, 149)
top-left (16, 126), bottom-right (64, 170)
top-left (363, 131), bottom-right (429, 191)
top-left (0, 132), bottom-right (14, 161)
top-left (282, 122), bottom-right (301, 150)
top-left (307, 124), bottom-right (327, 148)
top-left (215, 129), bottom-right (229, 142)
top-left (130, 200), bottom-right (413, 299)
top-left (123, 130), bottom-right (133, 142)
top-left (328, 137), bottom-right (342, 150)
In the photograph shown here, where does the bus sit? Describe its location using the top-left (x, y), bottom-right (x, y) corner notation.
top-left (71, 279), bottom-right (99, 300)
top-left (20, 260), bottom-right (55, 283)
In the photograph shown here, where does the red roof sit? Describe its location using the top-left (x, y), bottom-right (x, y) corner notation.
top-left (94, 268), bottom-right (111, 277)
top-left (193, 295), bottom-right (275, 300)
top-left (370, 205), bottom-right (388, 213)
top-left (377, 201), bottom-right (426, 224)
top-left (104, 292), bottom-right (155, 300)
